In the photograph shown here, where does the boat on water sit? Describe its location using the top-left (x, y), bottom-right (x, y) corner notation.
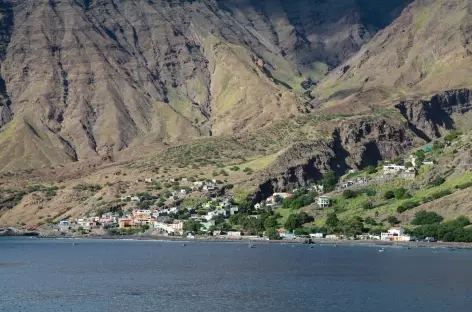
top-left (378, 248), bottom-right (385, 253)
top-left (248, 243), bottom-right (256, 248)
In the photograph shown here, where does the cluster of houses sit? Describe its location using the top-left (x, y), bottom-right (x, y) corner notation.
top-left (254, 188), bottom-right (332, 210)
top-left (120, 178), bottom-right (220, 203)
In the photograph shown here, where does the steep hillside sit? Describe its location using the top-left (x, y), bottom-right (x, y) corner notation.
top-left (0, 0), bottom-right (410, 170)
top-left (314, 0), bottom-right (472, 112)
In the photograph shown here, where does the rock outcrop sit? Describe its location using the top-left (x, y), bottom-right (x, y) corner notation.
top-left (396, 89), bottom-right (472, 141)
top-left (254, 116), bottom-right (412, 201)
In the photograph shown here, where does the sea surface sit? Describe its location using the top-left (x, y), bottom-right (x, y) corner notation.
top-left (1, 238), bottom-right (472, 312)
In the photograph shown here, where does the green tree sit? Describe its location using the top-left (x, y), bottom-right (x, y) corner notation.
top-left (284, 214), bottom-right (301, 232)
top-left (265, 228), bottom-right (280, 240)
top-left (411, 211), bottom-right (444, 225)
top-left (387, 216), bottom-right (400, 225)
top-left (183, 220), bottom-right (202, 232)
top-left (322, 171), bottom-right (338, 192)
top-left (325, 212), bottom-right (339, 231)
top-left (263, 216), bottom-right (278, 230)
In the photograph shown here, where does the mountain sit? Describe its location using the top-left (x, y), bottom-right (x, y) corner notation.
top-left (0, 0), bottom-right (410, 171)
top-left (314, 0), bottom-right (472, 113)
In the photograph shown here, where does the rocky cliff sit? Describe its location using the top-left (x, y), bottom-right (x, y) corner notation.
top-left (254, 116), bottom-right (412, 200)
top-left (396, 89), bottom-right (472, 141)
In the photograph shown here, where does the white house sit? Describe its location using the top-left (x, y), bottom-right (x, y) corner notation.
top-left (381, 227), bottom-right (411, 242)
top-left (181, 178), bottom-right (188, 182)
top-left (254, 203), bottom-right (263, 210)
top-left (227, 231), bottom-right (242, 238)
top-left (273, 192), bottom-right (293, 199)
top-left (383, 164), bottom-right (406, 174)
top-left (229, 206), bottom-right (239, 215)
top-left (309, 233), bottom-right (324, 239)
top-left (311, 185), bottom-right (324, 193)
top-left (266, 196), bottom-right (276, 206)
top-left (59, 220), bottom-right (70, 226)
top-left (325, 234), bottom-right (339, 240)
top-left (144, 178), bottom-right (153, 183)
top-left (121, 196), bottom-right (141, 202)
top-left (180, 189), bottom-right (188, 195)
top-left (316, 196), bottom-right (331, 208)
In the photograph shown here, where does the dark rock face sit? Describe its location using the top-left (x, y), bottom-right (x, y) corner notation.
top-left (395, 89), bottom-right (472, 141)
top-left (253, 117), bottom-right (412, 201)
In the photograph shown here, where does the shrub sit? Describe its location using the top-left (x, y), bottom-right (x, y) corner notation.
top-left (428, 177), bottom-right (445, 187)
top-left (364, 217), bottom-right (377, 226)
top-left (387, 216), bottom-right (400, 225)
top-left (456, 181), bottom-right (472, 190)
top-left (394, 188), bottom-right (410, 200)
top-left (396, 200), bottom-right (420, 213)
top-left (444, 130), bottom-right (462, 143)
top-left (365, 166), bottom-right (378, 174)
top-left (429, 189), bottom-right (452, 200)
top-left (383, 190), bottom-right (395, 200)
top-left (362, 202), bottom-right (374, 210)
top-left (343, 189), bottom-right (357, 199)
top-left (229, 166), bottom-right (240, 171)
top-left (411, 211), bottom-right (444, 225)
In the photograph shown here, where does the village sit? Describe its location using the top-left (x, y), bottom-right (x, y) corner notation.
top-left (53, 150), bottom-right (435, 243)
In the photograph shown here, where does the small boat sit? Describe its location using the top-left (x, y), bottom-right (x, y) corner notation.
top-left (378, 248), bottom-right (385, 253)
top-left (182, 243), bottom-right (186, 247)
top-left (248, 243), bottom-right (256, 248)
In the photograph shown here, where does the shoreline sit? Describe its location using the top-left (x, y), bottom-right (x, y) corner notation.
top-left (29, 234), bottom-right (472, 249)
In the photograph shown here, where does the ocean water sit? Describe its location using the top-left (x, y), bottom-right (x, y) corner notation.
top-left (1, 238), bottom-right (472, 312)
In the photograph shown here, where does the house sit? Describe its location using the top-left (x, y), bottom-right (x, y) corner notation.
top-left (170, 220), bottom-right (184, 234)
top-left (309, 233), bottom-right (324, 239)
top-left (213, 230), bottom-right (222, 236)
top-left (254, 203), bottom-right (263, 210)
top-left (229, 206), bottom-right (239, 215)
top-left (203, 185), bottom-right (215, 191)
top-left (133, 209), bottom-right (151, 216)
top-left (316, 196), bottom-right (331, 208)
top-left (59, 220), bottom-right (70, 226)
top-left (348, 169), bottom-right (358, 174)
top-left (401, 168), bottom-right (417, 179)
top-left (180, 189), bottom-right (188, 195)
top-left (193, 181), bottom-right (204, 187)
top-left (144, 178), bottom-right (153, 183)
top-left (132, 214), bottom-right (156, 226)
top-left (381, 227), bottom-right (411, 242)
top-left (201, 220), bottom-right (216, 230)
top-left (99, 218), bottom-right (113, 224)
top-left (266, 196), bottom-right (276, 206)
top-left (119, 218), bottom-right (133, 228)
top-left (311, 185), bottom-right (324, 193)
top-left (325, 234), bottom-right (339, 240)
top-left (273, 192), bottom-right (293, 199)
top-left (121, 196), bottom-right (141, 202)
top-left (423, 161), bottom-right (434, 166)
top-left (383, 164), bottom-right (406, 174)
top-left (227, 231), bottom-right (242, 238)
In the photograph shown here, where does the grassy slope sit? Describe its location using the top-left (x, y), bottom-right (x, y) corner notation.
top-left (314, 0), bottom-right (472, 110)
